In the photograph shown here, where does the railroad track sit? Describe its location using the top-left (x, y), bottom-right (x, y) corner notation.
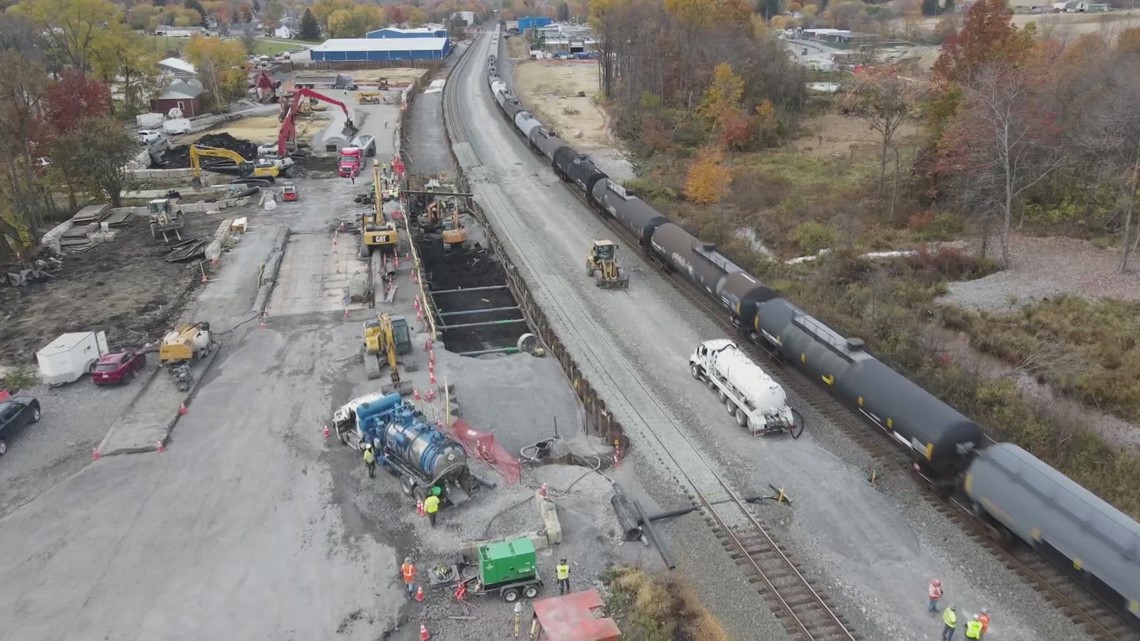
top-left (447, 30), bottom-right (1140, 641)
top-left (440, 30), bottom-right (861, 641)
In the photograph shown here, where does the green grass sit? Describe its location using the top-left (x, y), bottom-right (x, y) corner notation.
top-left (941, 296), bottom-right (1140, 424)
top-left (603, 567), bottom-right (728, 641)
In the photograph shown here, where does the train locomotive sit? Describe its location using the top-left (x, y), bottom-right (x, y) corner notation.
top-left (481, 28), bottom-right (1140, 622)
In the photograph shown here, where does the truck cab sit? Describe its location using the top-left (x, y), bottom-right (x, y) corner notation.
top-left (338, 146), bottom-right (363, 178)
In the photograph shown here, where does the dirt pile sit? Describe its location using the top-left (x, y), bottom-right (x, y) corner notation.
top-left (0, 215), bottom-right (216, 365)
top-left (160, 133), bottom-right (260, 169)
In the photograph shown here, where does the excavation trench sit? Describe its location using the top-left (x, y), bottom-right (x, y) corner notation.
top-left (406, 186), bottom-right (527, 356)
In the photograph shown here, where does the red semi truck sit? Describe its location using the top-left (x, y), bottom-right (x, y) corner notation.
top-left (338, 146), bottom-right (363, 178)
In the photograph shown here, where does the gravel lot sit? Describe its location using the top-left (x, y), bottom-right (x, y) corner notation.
top-left (943, 233), bottom-right (1140, 312)
top-left (449, 31), bottom-right (1093, 641)
top-left (0, 373), bottom-right (149, 518)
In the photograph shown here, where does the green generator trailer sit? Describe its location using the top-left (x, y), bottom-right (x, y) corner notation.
top-left (467, 537), bottom-right (544, 602)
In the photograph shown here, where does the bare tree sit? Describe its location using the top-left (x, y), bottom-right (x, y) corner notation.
top-left (1074, 59), bottom-right (1140, 271)
top-left (839, 64), bottom-right (926, 222)
top-left (942, 62), bottom-right (1065, 268)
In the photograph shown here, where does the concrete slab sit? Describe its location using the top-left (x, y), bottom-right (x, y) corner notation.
top-left (269, 230), bottom-right (374, 316)
top-left (95, 346), bottom-right (221, 455)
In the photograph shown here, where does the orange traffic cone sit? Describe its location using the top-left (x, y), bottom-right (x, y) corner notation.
top-left (178, 402), bottom-right (188, 416)
top-left (419, 623), bottom-right (430, 641)
top-left (416, 499), bottom-right (425, 516)
top-left (415, 585), bottom-right (425, 602)
top-left (156, 440), bottom-right (166, 453)
top-left (91, 448), bottom-right (102, 461)
top-left (429, 370), bottom-right (436, 385)
top-left (413, 389), bottom-right (420, 401)
top-left (322, 425), bottom-right (331, 439)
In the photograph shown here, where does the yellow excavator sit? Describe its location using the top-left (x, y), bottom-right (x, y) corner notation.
top-left (362, 313), bottom-right (414, 392)
top-left (441, 202), bottom-right (467, 250)
top-left (586, 240), bottom-right (629, 289)
top-left (189, 145), bottom-right (291, 186)
top-left (360, 164), bottom-right (399, 254)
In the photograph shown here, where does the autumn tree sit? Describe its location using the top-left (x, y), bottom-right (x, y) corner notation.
top-left (684, 146), bottom-right (731, 204)
top-left (931, 0), bottom-right (1036, 87)
top-left (839, 65), bottom-right (925, 221)
top-left (0, 50), bottom-right (50, 261)
top-left (298, 8), bottom-right (321, 40)
top-left (938, 62), bottom-right (1064, 267)
top-left (55, 117), bottom-right (136, 208)
top-left (328, 5), bottom-right (384, 38)
top-left (186, 36), bottom-right (247, 111)
top-left (11, 0), bottom-right (122, 72)
top-left (312, 0), bottom-right (355, 28)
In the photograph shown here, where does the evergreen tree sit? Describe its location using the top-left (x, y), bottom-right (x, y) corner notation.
top-left (298, 8), bottom-right (320, 40)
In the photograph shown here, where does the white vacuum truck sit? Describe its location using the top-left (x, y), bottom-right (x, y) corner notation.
top-left (689, 339), bottom-right (804, 438)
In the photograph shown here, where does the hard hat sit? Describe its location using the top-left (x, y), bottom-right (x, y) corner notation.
top-left (981, 608), bottom-right (988, 614)
top-left (932, 579), bottom-right (941, 587)
top-left (560, 558), bottom-right (567, 564)
top-left (405, 557), bottom-right (412, 565)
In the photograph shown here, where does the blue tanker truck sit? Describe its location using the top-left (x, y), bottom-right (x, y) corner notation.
top-left (332, 392), bottom-right (485, 506)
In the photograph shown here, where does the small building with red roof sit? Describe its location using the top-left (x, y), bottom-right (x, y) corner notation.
top-left (532, 589), bottom-right (621, 641)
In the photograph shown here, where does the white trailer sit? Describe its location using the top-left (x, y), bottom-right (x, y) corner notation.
top-left (36, 331), bottom-right (110, 385)
top-left (163, 118), bottom-right (192, 135)
top-left (689, 339), bottom-right (803, 438)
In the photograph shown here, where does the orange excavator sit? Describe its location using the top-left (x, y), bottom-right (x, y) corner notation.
top-left (274, 87), bottom-right (358, 157)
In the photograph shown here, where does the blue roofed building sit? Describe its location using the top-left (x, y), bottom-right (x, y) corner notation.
top-left (517, 16), bottom-right (553, 31)
top-left (310, 37), bottom-right (452, 61)
top-left (366, 26), bottom-right (448, 39)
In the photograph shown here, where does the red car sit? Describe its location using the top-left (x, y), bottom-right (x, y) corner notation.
top-left (92, 350), bottom-right (146, 385)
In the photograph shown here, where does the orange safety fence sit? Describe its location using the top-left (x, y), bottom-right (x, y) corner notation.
top-left (449, 419), bottom-right (521, 485)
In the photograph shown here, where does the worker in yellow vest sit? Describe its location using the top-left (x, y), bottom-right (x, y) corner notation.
top-left (941, 604), bottom-right (958, 641)
top-left (965, 614), bottom-right (983, 639)
top-left (556, 558), bottom-right (571, 595)
top-left (424, 487), bottom-right (441, 527)
top-left (362, 444), bottom-right (376, 479)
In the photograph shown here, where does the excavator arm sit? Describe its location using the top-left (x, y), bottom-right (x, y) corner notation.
top-left (276, 87), bottom-right (358, 156)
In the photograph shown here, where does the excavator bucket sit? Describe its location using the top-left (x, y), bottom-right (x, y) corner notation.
top-left (342, 118), bottom-right (358, 138)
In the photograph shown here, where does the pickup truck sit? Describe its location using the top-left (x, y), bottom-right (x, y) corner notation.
top-left (0, 395), bottom-right (42, 456)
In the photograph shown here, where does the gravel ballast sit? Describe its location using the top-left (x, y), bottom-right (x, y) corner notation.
top-left (444, 32), bottom-right (1095, 641)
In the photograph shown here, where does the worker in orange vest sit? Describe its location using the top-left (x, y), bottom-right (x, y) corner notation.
top-left (401, 557), bottom-right (417, 596)
top-left (979, 608), bottom-right (991, 638)
top-left (928, 579), bottom-right (943, 615)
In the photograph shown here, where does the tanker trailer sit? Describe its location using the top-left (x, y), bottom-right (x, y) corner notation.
top-left (353, 395), bottom-right (482, 506)
top-left (689, 339), bottom-right (804, 438)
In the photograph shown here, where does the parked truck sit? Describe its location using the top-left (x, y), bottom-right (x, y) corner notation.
top-left (338, 146), bottom-right (363, 178)
top-left (689, 339), bottom-right (804, 438)
top-left (332, 392), bottom-right (484, 506)
top-left (293, 73), bottom-right (358, 90)
top-left (36, 331), bottom-right (110, 386)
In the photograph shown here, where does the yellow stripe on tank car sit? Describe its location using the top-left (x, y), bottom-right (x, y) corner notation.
top-left (821, 375), bottom-right (834, 385)
top-left (964, 473), bottom-right (973, 493)
top-left (1031, 527), bottom-right (1041, 541)
top-left (1073, 558), bottom-right (1083, 571)
top-left (1130, 600), bottom-right (1138, 615)
top-left (801, 353), bottom-right (806, 363)
top-left (925, 442), bottom-right (933, 460)
top-left (886, 418), bottom-right (893, 429)
top-left (858, 396), bottom-right (864, 406)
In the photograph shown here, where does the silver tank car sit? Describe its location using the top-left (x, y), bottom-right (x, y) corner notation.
top-left (965, 443), bottom-right (1140, 620)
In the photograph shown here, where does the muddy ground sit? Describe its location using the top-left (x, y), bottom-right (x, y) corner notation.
top-left (0, 213), bottom-right (219, 366)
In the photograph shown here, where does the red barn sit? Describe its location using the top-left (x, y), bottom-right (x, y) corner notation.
top-left (150, 80), bottom-right (206, 118)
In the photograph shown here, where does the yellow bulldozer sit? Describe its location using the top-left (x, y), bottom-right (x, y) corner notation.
top-left (362, 313), bottom-right (415, 392)
top-left (586, 240), bottom-right (629, 289)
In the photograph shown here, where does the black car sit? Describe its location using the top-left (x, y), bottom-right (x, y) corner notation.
top-left (0, 396), bottom-right (41, 455)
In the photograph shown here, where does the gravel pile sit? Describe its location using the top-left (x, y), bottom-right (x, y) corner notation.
top-left (942, 234), bottom-right (1140, 312)
top-left (438, 350), bottom-right (582, 455)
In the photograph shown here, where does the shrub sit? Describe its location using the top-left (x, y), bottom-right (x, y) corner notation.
top-left (792, 220), bottom-right (839, 255)
top-left (605, 567), bottom-right (728, 641)
top-left (623, 178), bottom-right (677, 203)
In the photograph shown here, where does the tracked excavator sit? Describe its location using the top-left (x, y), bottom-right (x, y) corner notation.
top-left (275, 87), bottom-right (358, 157)
top-left (359, 164), bottom-right (399, 256)
top-left (189, 145), bottom-right (292, 187)
top-left (362, 313), bottom-right (415, 393)
top-left (586, 240), bottom-right (629, 289)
